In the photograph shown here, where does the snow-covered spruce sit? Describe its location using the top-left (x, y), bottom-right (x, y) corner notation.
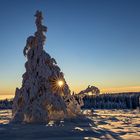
top-left (12, 11), bottom-right (83, 123)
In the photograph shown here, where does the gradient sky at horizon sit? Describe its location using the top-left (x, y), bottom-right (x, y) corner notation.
top-left (0, 0), bottom-right (140, 98)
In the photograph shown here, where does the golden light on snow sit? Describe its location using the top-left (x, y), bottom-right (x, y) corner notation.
top-left (57, 80), bottom-right (64, 87)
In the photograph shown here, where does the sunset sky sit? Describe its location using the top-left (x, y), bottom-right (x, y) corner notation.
top-left (0, 0), bottom-right (140, 99)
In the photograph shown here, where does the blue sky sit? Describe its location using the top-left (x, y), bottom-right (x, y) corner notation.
top-left (0, 0), bottom-right (140, 96)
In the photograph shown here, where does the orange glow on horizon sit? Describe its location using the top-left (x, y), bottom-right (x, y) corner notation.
top-left (0, 85), bottom-right (140, 100)
top-left (70, 85), bottom-right (140, 94)
top-left (101, 86), bottom-right (140, 93)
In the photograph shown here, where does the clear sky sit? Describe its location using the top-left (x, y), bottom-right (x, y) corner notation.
top-left (0, 0), bottom-right (140, 99)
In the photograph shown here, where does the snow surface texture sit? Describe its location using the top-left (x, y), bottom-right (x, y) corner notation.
top-left (12, 11), bottom-right (83, 123)
top-left (0, 109), bottom-right (140, 140)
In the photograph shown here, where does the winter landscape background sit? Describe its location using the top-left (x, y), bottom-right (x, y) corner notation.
top-left (0, 0), bottom-right (140, 139)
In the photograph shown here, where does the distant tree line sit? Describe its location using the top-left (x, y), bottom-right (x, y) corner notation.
top-left (0, 99), bottom-right (13, 109)
top-left (82, 92), bottom-right (140, 109)
top-left (0, 92), bottom-right (140, 110)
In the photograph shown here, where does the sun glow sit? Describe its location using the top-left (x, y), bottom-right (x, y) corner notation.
top-left (57, 80), bottom-right (64, 87)
top-left (49, 75), bottom-right (65, 93)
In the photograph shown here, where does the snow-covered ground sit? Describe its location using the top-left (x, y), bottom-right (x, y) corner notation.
top-left (0, 109), bottom-right (140, 140)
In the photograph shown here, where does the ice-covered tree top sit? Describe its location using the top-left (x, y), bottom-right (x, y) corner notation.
top-left (34, 10), bottom-right (47, 46)
top-left (23, 10), bottom-right (47, 56)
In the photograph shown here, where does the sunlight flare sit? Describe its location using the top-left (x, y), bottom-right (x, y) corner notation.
top-left (57, 80), bottom-right (64, 87)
